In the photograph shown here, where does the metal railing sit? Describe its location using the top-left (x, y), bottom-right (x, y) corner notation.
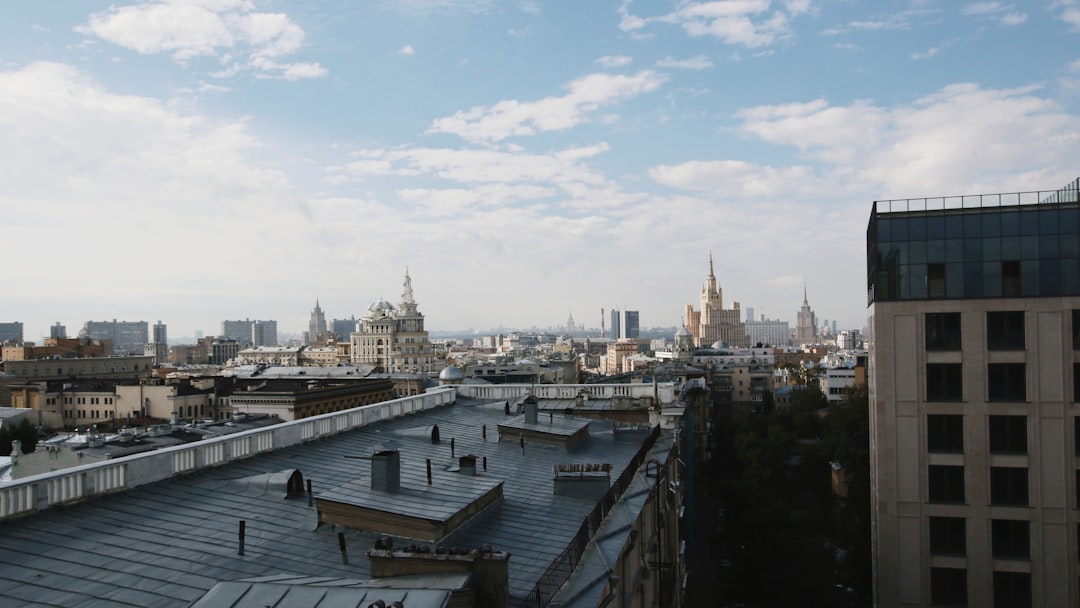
top-left (523, 424), bottom-right (662, 607)
top-left (0, 388), bottom-right (455, 521)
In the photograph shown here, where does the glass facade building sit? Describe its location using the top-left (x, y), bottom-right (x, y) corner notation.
top-left (867, 178), bottom-right (1080, 303)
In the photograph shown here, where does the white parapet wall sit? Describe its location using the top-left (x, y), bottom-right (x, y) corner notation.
top-left (453, 382), bottom-right (677, 403)
top-left (0, 387), bottom-right (456, 521)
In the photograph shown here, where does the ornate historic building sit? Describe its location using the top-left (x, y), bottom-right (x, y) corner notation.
top-left (795, 284), bottom-right (817, 345)
top-left (307, 299), bottom-right (327, 344)
top-left (684, 254), bottom-right (747, 347)
top-left (349, 270), bottom-right (433, 373)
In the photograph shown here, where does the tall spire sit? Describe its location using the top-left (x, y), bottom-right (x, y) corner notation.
top-left (803, 282), bottom-right (808, 306)
top-left (708, 252), bottom-right (715, 279)
top-left (401, 268), bottom-right (415, 305)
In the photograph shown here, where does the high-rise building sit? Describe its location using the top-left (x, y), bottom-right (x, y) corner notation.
top-left (745, 307), bottom-right (755, 323)
top-left (332, 317), bottom-right (358, 341)
top-left (349, 269), bottom-right (432, 373)
top-left (795, 286), bottom-right (817, 345)
top-left (684, 254), bottom-right (747, 347)
top-left (252, 320), bottom-right (278, 347)
top-left (624, 310), bottom-right (640, 339)
top-left (745, 315), bottom-right (790, 347)
top-left (49, 322), bottom-right (66, 339)
top-left (867, 178), bottom-right (1080, 608)
top-left (308, 299), bottom-right (327, 344)
top-left (221, 319), bottom-right (255, 346)
top-left (610, 309), bottom-right (622, 341)
top-left (84, 319), bottom-right (149, 354)
top-left (0, 322), bottom-right (23, 343)
top-left (146, 320), bottom-right (168, 365)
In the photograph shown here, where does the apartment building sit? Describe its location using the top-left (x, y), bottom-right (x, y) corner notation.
top-left (867, 178), bottom-right (1080, 607)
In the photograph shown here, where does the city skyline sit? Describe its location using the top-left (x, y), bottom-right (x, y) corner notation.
top-left (4, 2), bottom-right (1080, 339)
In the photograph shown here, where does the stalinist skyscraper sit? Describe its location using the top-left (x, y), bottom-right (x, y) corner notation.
top-left (684, 254), bottom-right (747, 347)
top-left (795, 284), bottom-right (817, 345)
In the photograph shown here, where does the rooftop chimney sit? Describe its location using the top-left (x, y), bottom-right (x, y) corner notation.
top-left (371, 449), bottom-right (400, 493)
top-left (524, 396), bottom-right (538, 425)
top-left (459, 455), bottom-right (477, 476)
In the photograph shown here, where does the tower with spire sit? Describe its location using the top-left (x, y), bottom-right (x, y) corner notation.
top-left (684, 254), bottom-right (747, 347)
top-left (795, 283), bottom-right (817, 345)
top-left (307, 299), bottom-right (327, 345)
top-left (349, 269), bottom-right (431, 373)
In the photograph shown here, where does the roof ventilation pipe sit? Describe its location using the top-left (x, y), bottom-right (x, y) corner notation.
top-left (524, 396), bottom-right (538, 425)
top-left (371, 449), bottom-right (400, 493)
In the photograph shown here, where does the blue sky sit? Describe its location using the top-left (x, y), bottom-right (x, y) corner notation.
top-left (3, 0), bottom-right (1080, 341)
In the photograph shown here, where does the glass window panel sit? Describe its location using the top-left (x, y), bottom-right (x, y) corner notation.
top-left (1021, 260), bottom-right (1039, 296)
top-left (963, 213), bottom-right (982, 238)
top-left (909, 240), bottom-right (926, 264)
top-left (1040, 259), bottom-right (1060, 296)
top-left (926, 214), bottom-right (945, 239)
top-left (945, 215), bottom-right (964, 239)
top-left (983, 212), bottom-right (1001, 237)
top-left (909, 216), bottom-right (927, 240)
top-left (878, 218), bottom-right (892, 241)
top-left (1040, 234), bottom-right (1059, 258)
top-left (984, 261), bottom-right (1003, 297)
top-left (1062, 259), bottom-right (1080, 295)
top-left (963, 238), bottom-right (981, 262)
top-left (1019, 209), bottom-right (1040, 235)
top-left (1039, 208), bottom-right (1059, 234)
top-left (947, 240), bottom-right (964, 262)
top-left (909, 264), bottom-right (928, 299)
top-left (983, 237), bottom-right (1001, 261)
top-left (892, 217), bottom-right (909, 241)
top-left (946, 263), bottom-right (964, 298)
top-left (927, 240), bottom-right (946, 263)
top-left (1000, 210), bottom-right (1020, 236)
top-left (891, 242), bottom-right (908, 265)
top-left (1060, 208), bottom-right (1078, 234)
top-left (964, 262), bottom-right (984, 298)
top-left (1002, 237), bottom-right (1020, 260)
top-left (1021, 236), bottom-right (1039, 259)
top-left (1062, 235), bottom-right (1080, 258)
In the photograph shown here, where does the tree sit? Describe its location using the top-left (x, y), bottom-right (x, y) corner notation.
top-left (0, 418), bottom-right (39, 456)
top-left (821, 384), bottom-right (871, 598)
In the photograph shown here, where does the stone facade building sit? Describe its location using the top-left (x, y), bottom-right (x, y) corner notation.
top-left (349, 270), bottom-right (433, 373)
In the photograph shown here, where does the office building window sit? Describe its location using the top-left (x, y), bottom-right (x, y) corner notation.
top-left (990, 467), bottom-right (1028, 507)
top-left (928, 263), bottom-right (947, 298)
top-left (930, 567), bottom-right (967, 607)
top-left (927, 415), bottom-right (964, 453)
top-left (927, 363), bottom-right (963, 401)
top-left (929, 465), bottom-right (965, 504)
top-left (1002, 261), bottom-right (1022, 298)
top-left (989, 415), bottom-right (1027, 454)
top-left (929, 517), bottom-right (966, 556)
top-left (926, 312), bottom-right (962, 351)
top-left (987, 311), bottom-right (1025, 350)
top-left (991, 519), bottom-right (1030, 559)
top-left (993, 571), bottom-right (1031, 608)
top-left (988, 363), bottom-right (1026, 402)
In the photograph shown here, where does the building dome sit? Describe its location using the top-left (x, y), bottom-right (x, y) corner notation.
top-left (675, 325), bottom-right (692, 338)
top-left (438, 365), bottom-right (465, 384)
top-left (367, 299), bottom-right (396, 317)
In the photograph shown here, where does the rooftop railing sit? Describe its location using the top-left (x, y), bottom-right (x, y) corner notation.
top-left (453, 382), bottom-right (677, 403)
top-left (0, 387), bottom-right (456, 521)
top-left (872, 178), bottom-right (1080, 215)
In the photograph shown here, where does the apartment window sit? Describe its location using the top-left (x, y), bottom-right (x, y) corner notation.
top-left (987, 311), bottom-right (1025, 350)
top-left (990, 467), bottom-right (1028, 507)
top-left (991, 519), bottom-right (1030, 559)
top-left (927, 363), bottom-right (963, 401)
top-left (928, 415), bottom-right (964, 452)
top-left (929, 465), bottom-right (965, 504)
top-left (988, 364), bottom-right (1026, 402)
top-left (989, 415), bottom-right (1027, 454)
top-left (930, 567), bottom-right (967, 607)
top-left (1073, 310), bottom-right (1080, 349)
top-left (993, 571), bottom-right (1031, 608)
top-left (927, 313), bottom-right (962, 351)
top-left (929, 517), bottom-right (966, 556)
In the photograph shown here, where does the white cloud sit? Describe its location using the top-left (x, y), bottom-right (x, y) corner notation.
top-left (619, 0), bottom-right (811, 48)
top-left (380, 0), bottom-right (496, 15)
top-left (77, 0), bottom-right (326, 80)
top-left (597, 55), bottom-right (633, 68)
top-left (656, 55), bottom-right (713, 69)
top-left (428, 71), bottom-right (666, 143)
top-left (649, 160), bottom-right (820, 196)
top-left (963, 2), bottom-right (1027, 26)
top-left (962, 2), bottom-right (1005, 15)
top-left (911, 47), bottom-right (940, 60)
top-left (398, 45), bottom-right (416, 56)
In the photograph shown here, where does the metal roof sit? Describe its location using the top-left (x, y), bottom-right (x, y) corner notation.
top-left (0, 396), bottom-right (662, 607)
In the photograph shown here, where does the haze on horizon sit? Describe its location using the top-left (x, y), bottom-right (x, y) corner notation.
top-left (3, 1), bottom-right (1080, 341)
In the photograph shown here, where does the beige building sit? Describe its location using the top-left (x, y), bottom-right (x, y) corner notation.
top-left (684, 254), bottom-right (747, 347)
top-left (349, 270), bottom-right (433, 373)
top-left (867, 179), bottom-right (1080, 607)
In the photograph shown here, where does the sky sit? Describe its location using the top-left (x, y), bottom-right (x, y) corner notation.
top-left (3, 0), bottom-right (1080, 341)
